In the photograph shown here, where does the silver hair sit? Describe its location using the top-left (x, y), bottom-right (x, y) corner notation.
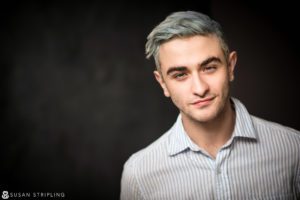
top-left (145, 11), bottom-right (230, 73)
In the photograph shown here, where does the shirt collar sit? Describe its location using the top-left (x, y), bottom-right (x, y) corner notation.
top-left (230, 97), bottom-right (257, 139)
top-left (168, 97), bottom-right (257, 156)
top-left (168, 115), bottom-right (201, 156)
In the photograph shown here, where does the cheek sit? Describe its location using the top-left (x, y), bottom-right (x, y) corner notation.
top-left (166, 83), bottom-right (189, 104)
top-left (206, 72), bottom-right (230, 93)
top-left (219, 74), bottom-right (231, 95)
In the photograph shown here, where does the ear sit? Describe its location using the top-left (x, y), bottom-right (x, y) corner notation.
top-left (153, 70), bottom-right (170, 97)
top-left (228, 51), bottom-right (237, 82)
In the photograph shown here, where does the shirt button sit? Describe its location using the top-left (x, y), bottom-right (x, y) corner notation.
top-left (217, 168), bottom-right (222, 174)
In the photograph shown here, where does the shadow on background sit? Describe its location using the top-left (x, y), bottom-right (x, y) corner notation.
top-left (1, 1), bottom-right (299, 199)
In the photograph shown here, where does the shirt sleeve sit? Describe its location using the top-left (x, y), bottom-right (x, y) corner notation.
top-left (294, 132), bottom-right (300, 198)
top-left (120, 160), bottom-right (144, 200)
top-left (295, 154), bottom-right (300, 198)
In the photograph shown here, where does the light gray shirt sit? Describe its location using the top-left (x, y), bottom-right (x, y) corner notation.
top-left (121, 98), bottom-right (300, 200)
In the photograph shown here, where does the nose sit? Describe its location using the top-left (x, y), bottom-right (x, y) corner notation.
top-left (191, 73), bottom-right (209, 97)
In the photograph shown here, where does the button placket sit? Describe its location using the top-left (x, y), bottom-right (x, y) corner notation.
top-left (214, 148), bottom-right (231, 200)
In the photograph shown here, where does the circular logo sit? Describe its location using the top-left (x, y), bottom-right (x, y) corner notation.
top-left (1, 191), bottom-right (9, 199)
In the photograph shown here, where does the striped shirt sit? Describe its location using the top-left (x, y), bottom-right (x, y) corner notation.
top-left (120, 98), bottom-right (300, 200)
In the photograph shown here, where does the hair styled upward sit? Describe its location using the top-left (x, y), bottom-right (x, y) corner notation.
top-left (145, 11), bottom-right (230, 73)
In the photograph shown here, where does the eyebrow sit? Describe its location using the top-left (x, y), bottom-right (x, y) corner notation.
top-left (200, 56), bottom-right (222, 67)
top-left (166, 66), bottom-right (187, 75)
top-left (166, 56), bottom-right (222, 76)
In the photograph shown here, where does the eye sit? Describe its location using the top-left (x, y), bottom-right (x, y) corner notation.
top-left (174, 73), bottom-right (187, 80)
top-left (203, 66), bottom-right (217, 72)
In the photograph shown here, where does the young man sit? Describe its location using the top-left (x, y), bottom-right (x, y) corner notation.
top-left (121, 11), bottom-right (300, 199)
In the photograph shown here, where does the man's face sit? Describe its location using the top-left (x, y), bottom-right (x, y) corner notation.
top-left (154, 35), bottom-right (237, 123)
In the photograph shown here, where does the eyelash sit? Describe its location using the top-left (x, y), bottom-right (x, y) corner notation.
top-left (174, 73), bottom-right (186, 79)
top-left (204, 66), bottom-right (217, 71)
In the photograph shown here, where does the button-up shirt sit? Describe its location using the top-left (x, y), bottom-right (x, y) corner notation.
top-left (121, 98), bottom-right (300, 199)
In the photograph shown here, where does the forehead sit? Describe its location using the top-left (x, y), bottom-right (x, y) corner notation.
top-left (158, 35), bottom-right (224, 71)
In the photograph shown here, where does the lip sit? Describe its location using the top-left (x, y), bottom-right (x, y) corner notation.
top-left (192, 96), bottom-right (215, 107)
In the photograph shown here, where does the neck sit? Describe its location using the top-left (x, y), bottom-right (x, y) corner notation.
top-left (181, 98), bottom-right (236, 158)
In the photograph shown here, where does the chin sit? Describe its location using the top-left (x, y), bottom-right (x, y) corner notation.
top-left (185, 110), bottom-right (219, 123)
top-left (194, 113), bottom-right (218, 123)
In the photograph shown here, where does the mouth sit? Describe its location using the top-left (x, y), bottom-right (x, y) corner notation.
top-left (192, 96), bottom-right (215, 107)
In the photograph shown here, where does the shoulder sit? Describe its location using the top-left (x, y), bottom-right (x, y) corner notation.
top-left (124, 127), bottom-right (173, 171)
top-left (252, 115), bottom-right (299, 136)
top-left (121, 127), bottom-right (174, 198)
top-left (251, 115), bottom-right (300, 148)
